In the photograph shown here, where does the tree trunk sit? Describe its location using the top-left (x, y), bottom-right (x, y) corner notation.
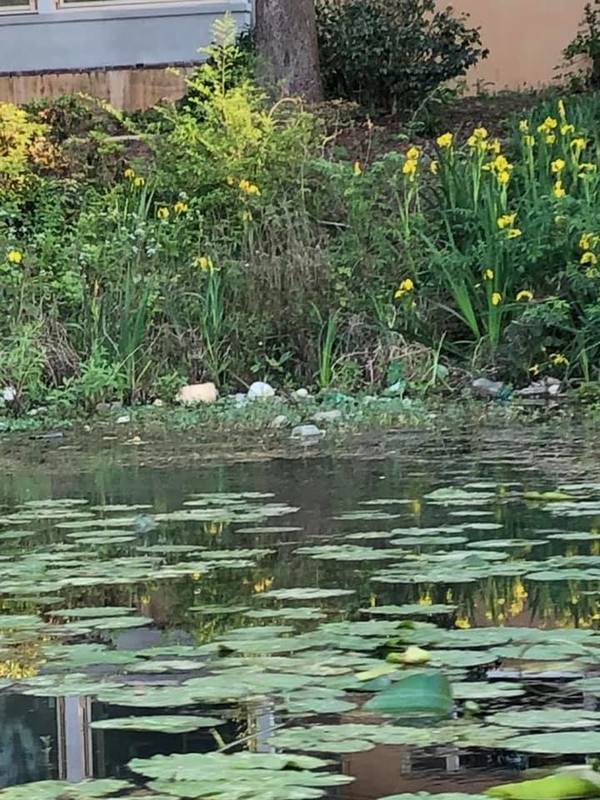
top-left (255, 0), bottom-right (322, 102)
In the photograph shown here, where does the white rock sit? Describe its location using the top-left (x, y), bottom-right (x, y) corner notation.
top-left (517, 378), bottom-right (563, 398)
top-left (247, 381), bottom-right (275, 401)
top-left (116, 414), bottom-right (131, 424)
top-left (291, 424), bottom-right (325, 441)
top-left (270, 414), bottom-right (289, 430)
top-left (232, 392), bottom-right (248, 407)
top-left (176, 382), bottom-right (219, 405)
top-left (472, 377), bottom-right (504, 399)
top-left (1, 386), bottom-right (16, 403)
top-left (312, 410), bottom-right (342, 424)
top-left (293, 388), bottom-right (310, 400)
top-left (153, 398), bottom-right (164, 407)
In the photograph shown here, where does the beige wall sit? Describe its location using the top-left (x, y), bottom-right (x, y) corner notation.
top-left (449, 0), bottom-right (588, 90)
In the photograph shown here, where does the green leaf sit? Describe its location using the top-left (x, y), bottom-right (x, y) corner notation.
top-left (429, 649), bottom-right (497, 668)
top-left (48, 606), bottom-right (135, 618)
top-left (97, 685), bottom-right (200, 707)
top-left (524, 491), bottom-right (577, 502)
top-left (361, 604), bottom-right (457, 617)
top-left (0, 780), bottom-right (131, 799)
top-left (91, 715), bottom-right (224, 733)
top-left (129, 751), bottom-right (333, 781)
top-left (453, 681), bottom-right (525, 700)
top-left (502, 731), bottom-right (600, 754)
top-left (364, 670), bottom-right (453, 716)
top-left (487, 709), bottom-right (600, 730)
top-left (380, 795), bottom-right (489, 800)
top-left (487, 773), bottom-right (600, 800)
top-left (259, 588), bottom-right (355, 601)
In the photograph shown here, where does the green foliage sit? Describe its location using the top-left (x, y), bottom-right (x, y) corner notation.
top-left (387, 99), bottom-right (600, 381)
top-left (563, 0), bottom-right (600, 90)
top-left (5, 15), bottom-right (600, 415)
top-left (49, 349), bottom-right (124, 412)
top-left (315, 0), bottom-right (487, 112)
top-left (0, 323), bottom-right (46, 410)
top-left (314, 307), bottom-right (341, 389)
top-left (0, 102), bottom-right (55, 197)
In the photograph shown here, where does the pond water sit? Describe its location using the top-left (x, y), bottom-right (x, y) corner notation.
top-left (0, 429), bottom-right (600, 800)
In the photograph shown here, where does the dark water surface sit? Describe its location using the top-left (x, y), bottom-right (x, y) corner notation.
top-left (0, 429), bottom-right (599, 799)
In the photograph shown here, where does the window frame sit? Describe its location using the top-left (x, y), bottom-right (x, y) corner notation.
top-left (56, 0), bottom-right (214, 9)
top-left (0, 0), bottom-right (36, 15)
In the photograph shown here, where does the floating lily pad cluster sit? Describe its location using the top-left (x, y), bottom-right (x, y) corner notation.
top-left (1, 478), bottom-right (600, 800)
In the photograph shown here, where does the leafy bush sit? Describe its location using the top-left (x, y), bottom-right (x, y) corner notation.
top-left (0, 103), bottom-right (60, 196)
top-left (563, 0), bottom-right (600, 90)
top-left (315, 0), bottom-right (487, 112)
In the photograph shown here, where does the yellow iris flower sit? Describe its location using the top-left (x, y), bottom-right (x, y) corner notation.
top-left (239, 179), bottom-right (261, 196)
top-left (516, 290), bottom-right (534, 302)
top-left (395, 278), bottom-right (415, 299)
top-left (7, 249), bottom-right (23, 264)
top-left (436, 132), bottom-right (453, 148)
top-left (497, 213), bottom-right (517, 229)
top-left (195, 256), bottom-right (214, 272)
top-left (553, 180), bottom-right (566, 199)
top-left (580, 233), bottom-right (597, 251)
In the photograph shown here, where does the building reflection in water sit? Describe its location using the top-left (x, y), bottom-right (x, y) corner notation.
top-left (1, 692), bottom-right (552, 797)
top-left (0, 694), bottom-right (57, 787)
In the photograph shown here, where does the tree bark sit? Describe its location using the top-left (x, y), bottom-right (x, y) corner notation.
top-left (255, 0), bottom-right (322, 102)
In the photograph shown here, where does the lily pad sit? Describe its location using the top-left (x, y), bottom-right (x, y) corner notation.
top-left (259, 588), bottom-right (355, 601)
top-left (502, 731), bottom-right (600, 754)
top-left (487, 773), bottom-right (600, 800)
top-left (491, 643), bottom-right (595, 661)
top-left (245, 607), bottom-right (325, 621)
top-left (380, 795), bottom-right (489, 800)
top-left (364, 671), bottom-right (453, 716)
top-left (91, 715), bottom-right (224, 733)
top-left (360, 604), bottom-right (457, 617)
top-left (453, 682), bottom-right (525, 700)
top-left (486, 708), bottom-right (600, 730)
top-left (129, 751), bottom-right (335, 781)
top-left (48, 606), bottom-right (136, 618)
top-left (0, 780), bottom-right (131, 799)
top-left (96, 685), bottom-right (201, 707)
top-left (429, 649), bottom-right (497, 668)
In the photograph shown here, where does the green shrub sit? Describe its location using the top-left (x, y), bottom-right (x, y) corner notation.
top-left (315, 0), bottom-right (487, 112)
top-left (563, 0), bottom-right (600, 90)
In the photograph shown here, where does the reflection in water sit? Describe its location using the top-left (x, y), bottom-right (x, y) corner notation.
top-left (0, 695), bottom-right (56, 787)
